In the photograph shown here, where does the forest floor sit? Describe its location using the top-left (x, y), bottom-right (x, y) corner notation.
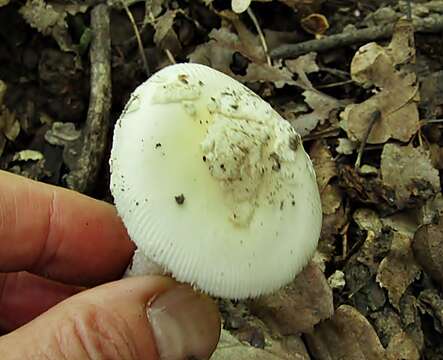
top-left (1, 0), bottom-right (443, 359)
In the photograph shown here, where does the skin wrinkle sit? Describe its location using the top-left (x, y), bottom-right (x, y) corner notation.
top-left (30, 188), bottom-right (54, 273)
top-left (55, 317), bottom-right (88, 360)
top-left (32, 189), bottom-right (62, 276)
top-left (59, 304), bottom-right (139, 360)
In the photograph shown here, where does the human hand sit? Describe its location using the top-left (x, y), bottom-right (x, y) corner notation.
top-left (0, 171), bottom-right (220, 359)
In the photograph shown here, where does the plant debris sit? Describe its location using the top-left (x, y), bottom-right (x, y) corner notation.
top-left (2, 0), bottom-right (443, 357)
top-left (340, 19), bottom-right (419, 144)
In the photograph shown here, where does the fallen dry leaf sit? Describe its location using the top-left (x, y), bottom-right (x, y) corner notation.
top-left (420, 70), bottom-right (443, 119)
top-left (381, 143), bottom-right (440, 210)
top-left (189, 28), bottom-right (236, 74)
top-left (264, 29), bottom-right (300, 52)
top-left (413, 217), bottom-right (443, 288)
top-left (339, 164), bottom-right (393, 214)
top-left (294, 90), bottom-right (342, 137)
top-left (343, 209), bottom-right (390, 298)
top-left (0, 82), bottom-right (20, 158)
top-left (399, 294), bottom-right (424, 352)
top-left (239, 61), bottom-right (296, 88)
top-left (285, 53), bottom-right (344, 136)
top-left (300, 13), bottom-right (329, 35)
top-left (353, 208), bottom-right (383, 236)
top-left (285, 52), bottom-right (319, 90)
top-left (305, 305), bottom-right (385, 360)
top-left (227, 13), bottom-right (266, 62)
top-left (12, 149), bottom-right (44, 162)
top-left (429, 143), bottom-right (443, 170)
top-left (231, 0), bottom-right (251, 13)
top-left (309, 140), bottom-right (337, 192)
top-left (250, 262), bottom-right (333, 335)
top-left (385, 331), bottom-right (420, 360)
top-left (328, 270), bottom-right (346, 290)
top-left (418, 289), bottom-right (443, 334)
top-left (152, 10), bottom-right (182, 56)
top-left (318, 193), bottom-right (347, 261)
top-left (336, 137), bottom-right (356, 155)
top-left (309, 141), bottom-right (345, 261)
top-left (320, 184), bottom-right (341, 215)
top-left (219, 300), bottom-right (310, 359)
top-left (340, 19), bottom-right (419, 144)
top-left (376, 231), bottom-right (421, 310)
top-left (19, 0), bottom-right (88, 53)
top-left (370, 308), bottom-right (403, 347)
top-left (212, 329), bottom-right (309, 360)
top-left (278, 0), bottom-right (324, 13)
top-left (189, 21), bottom-right (300, 90)
top-left (1, 108), bottom-right (20, 142)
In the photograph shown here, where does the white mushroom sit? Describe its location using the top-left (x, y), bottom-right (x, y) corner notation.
top-left (110, 63), bottom-right (322, 299)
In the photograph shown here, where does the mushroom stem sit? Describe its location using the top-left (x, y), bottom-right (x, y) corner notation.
top-left (124, 248), bottom-right (165, 277)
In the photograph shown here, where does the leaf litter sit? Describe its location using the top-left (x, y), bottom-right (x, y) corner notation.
top-left (2, 0), bottom-right (443, 358)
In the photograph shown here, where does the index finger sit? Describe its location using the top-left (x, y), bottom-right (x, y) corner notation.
top-left (0, 171), bottom-right (134, 286)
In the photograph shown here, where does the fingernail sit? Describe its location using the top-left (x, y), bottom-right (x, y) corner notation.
top-left (147, 285), bottom-right (221, 360)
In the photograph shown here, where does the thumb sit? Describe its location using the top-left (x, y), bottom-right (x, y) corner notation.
top-left (0, 276), bottom-right (221, 360)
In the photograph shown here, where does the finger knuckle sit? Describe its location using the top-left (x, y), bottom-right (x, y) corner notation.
top-left (55, 303), bottom-right (138, 360)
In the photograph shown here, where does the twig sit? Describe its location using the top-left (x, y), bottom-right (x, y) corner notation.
top-left (317, 79), bottom-right (354, 89)
top-left (122, 2), bottom-right (150, 77)
top-left (165, 49), bottom-right (176, 64)
top-left (65, 4), bottom-right (112, 193)
top-left (271, 14), bottom-right (443, 58)
top-left (302, 127), bottom-right (340, 141)
top-left (406, 0), bottom-right (412, 21)
top-left (355, 110), bottom-right (381, 168)
top-left (247, 7), bottom-right (271, 66)
top-left (421, 118), bottom-right (443, 125)
top-left (319, 66), bottom-right (350, 80)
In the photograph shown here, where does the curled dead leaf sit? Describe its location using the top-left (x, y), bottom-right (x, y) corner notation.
top-left (305, 305), bottom-right (385, 360)
top-left (376, 231), bottom-right (421, 310)
top-left (381, 144), bottom-right (440, 210)
top-left (300, 13), bottom-right (329, 35)
top-left (340, 19), bottom-right (419, 144)
top-left (293, 90), bottom-right (342, 137)
top-left (418, 289), bottom-right (443, 334)
top-left (309, 140), bottom-right (337, 192)
top-left (413, 218), bottom-right (443, 288)
top-left (285, 53), bottom-right (344, 136)
top-left (385, 331), bottom-right (420, 360)
top-left (19, 0), bottom-right (88, 53)
top-left (212, 329), bottom-right (309, 360)
top-left (249, 262), bottom-right (333, 335)
top-left (153, 10), bottom-right (182, 56)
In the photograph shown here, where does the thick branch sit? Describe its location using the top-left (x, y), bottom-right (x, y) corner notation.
top-left (271, 14), bottom-right (443, 59)
top-left (66, 4), bottom-right (112, 193)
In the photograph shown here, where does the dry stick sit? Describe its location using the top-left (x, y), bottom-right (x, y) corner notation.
top-left (421, 118), bottom-right (443, 125)
top-left (355, 110), bottom-right (381, 169)
top-left (165, 49), bottom-right (177, 64)
top-left (247, 7), bottom-right (271, 66)
top-left (271, 14), bottom-right (443, 59)
top-left (406, 0), bottom-right (412, 21)
top-left (122, 2), bottom-right (150, 77)
top-left (65, 4), bottom-right (112, 193)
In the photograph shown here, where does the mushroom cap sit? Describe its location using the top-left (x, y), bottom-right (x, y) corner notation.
top-left (110, 63), bottom-right (322, 299)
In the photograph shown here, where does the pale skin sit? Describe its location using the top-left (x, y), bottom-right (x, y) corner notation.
top-left (0, 170), bottom-right (220, 359)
